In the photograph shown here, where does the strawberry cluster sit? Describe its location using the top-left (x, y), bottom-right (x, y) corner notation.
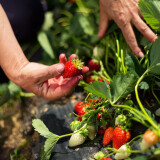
top-left (73, 98), bottom-right (131, 150)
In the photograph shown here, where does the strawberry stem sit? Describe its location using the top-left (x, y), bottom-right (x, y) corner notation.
top-left (135, 70), bottom-right (159, 131)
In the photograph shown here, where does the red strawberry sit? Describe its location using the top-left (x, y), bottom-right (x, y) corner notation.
top-left (103, 127), bottom-right (114, 145)
top-left (74, 101), bottom-right (84, 113)
top-left (112, 126), bottom-right (130, 149)
top-left (69, 0), bottom-right (76, 2)
top-left (98, 78), bottom-right (110, 84)
top-left (99, 158), bottom-right (112, 160)
top-left (97, 127), bottom-right (106, 135)
top-left (88, 97), bottom-right (101, 104)
top-left (78, 103), bottom-right (90, 121)
top-left (85, 75), bottom-right (95, 83)
top-left (125, 131), bottom-right (131, 143)
top-left (97, 113), bottom-right (101, 121)
top-left (98, 77), bottom-right (103, 82)
top-left (88, 59), bottom-right (100, 71)
top-left (63, 58), bottom-right (83, 78)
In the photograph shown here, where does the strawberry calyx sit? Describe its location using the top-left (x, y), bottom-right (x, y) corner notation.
top-left (72, 58), bottom-right (84, 70)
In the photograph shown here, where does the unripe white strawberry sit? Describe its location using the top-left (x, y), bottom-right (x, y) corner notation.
top-left (155, 108), bottom-right (160, 117)
top-left (68, 132), bottom-right (86, 147)
top-left (140, 130), bottom-right (159, 151)
top-left (94, 151), bottom-right (105, 160)
top-left (87, 125), bottom-right (97, 140)
top-left (114, 144), bottom-right (131, 160)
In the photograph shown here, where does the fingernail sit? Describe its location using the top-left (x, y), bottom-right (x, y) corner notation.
top-left (138, 52), bottom-right (144, 58)
top-left (57, 64), bottom-right (64, 73)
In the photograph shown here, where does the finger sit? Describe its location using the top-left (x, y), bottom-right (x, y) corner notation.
top-left (38, 63), bottom-right (65, 83)
top-left (82, 66), bottom-right (89, 74)
top-left (132, 15), bottom-right (157, 42)
top-left (98, 3), bottom-right (109, 38)
top-left (118, 22), bottom-right (144, 57)
top-left (69, 54), bottom-right (77, 60)
top-left (59, 53), bottom-right (67, 64)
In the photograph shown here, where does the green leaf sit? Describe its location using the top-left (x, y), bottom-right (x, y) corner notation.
top-left (0, 82), bottom-right (21, 106)
top-left (84, 81), bottom-right (111, 100)
top-left (32, 119), bottom-right (53, 138)
top-left (38, 32), bottom-right (55, 59)
top-left (130, 155), bottom-right (148, 160)
top-left (110, 73), bottom-right (138, 103)
top-left (148, 37), bottom-right (160, 75)
top-left (41, 135), bottom-right (59, 160)
top-left (8, 81), bottom-right (21, 96)
top-left (78, 15), bottom-right (95, 36)
top-left (139, 0), bottom-right (160, 31)
top-left (0, 83), bottom-right (8, 95)
top-left (0, 89), bottom-right (10, 106)
top-left (70, 13), bottom-right (95, 36)
top-left (126, 53), bottom-right (142, 77)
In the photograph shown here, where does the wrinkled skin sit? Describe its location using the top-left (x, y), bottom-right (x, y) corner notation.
top-left (0, 5), bottom-right (89, 101)
top-left (98, 0), bottom-right (157, 57)
top-left (17, 54), bottom-right (89, 101)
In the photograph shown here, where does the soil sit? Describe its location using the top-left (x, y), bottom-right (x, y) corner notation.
top-left (0, 91), bottom-right (84, 160)
top-left (0, 96), bottom-right (44, 160)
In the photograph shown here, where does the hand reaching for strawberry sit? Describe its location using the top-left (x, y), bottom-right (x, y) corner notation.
top-left (98, 0), bottom-right (157, 57)
top-left (16, 54), bottom-right (89, 101)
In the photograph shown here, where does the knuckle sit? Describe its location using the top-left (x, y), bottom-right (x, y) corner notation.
top-left (140, 25), bottom-right (148, 33)
top-left (118, 13), bottom-right (128, 27)
top-left (127, 34), bottom-right (135, 43)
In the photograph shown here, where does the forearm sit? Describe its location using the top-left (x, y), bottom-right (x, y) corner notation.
top-left (0, 5), bottom-right (29, 83)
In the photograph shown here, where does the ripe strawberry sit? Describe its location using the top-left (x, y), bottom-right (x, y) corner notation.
top-left (85, 75), bottom-right (95, 83)
top-left (140, 130), bottom-right (159, 151)
top-left (97, 127), bottom-right (106, 135)
top-left (74, 101), bottom-right (84, 113)
top-left (125, 131), bottom-right (131, 143)
top-left (78, 103), bottom-right (90, 121)
top-left (97, 113), bottom-right (101, 121)
top-left (63, 58), bottom-right (83, 78)
top-left (103, 127), bottom-right (114, 145)
top-left (99, 158), bottom-right (112, 160)
top-left (98, 78), bottom-right (110, 84)
top-left (88, 59), bottom-right (100, 71)
top-left (98, 77), bottom-right (103, 82)
top-left (112, 126), bottom-right (131, 149)
top-left (88, 97), bottom-right (101, 104)
top-left (69, 0), bottom-right (76, 2)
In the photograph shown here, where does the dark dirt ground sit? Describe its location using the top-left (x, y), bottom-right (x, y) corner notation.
top-left (0, 92), bottom-right (84, 160)
top-left (0, 96), bottom-right (43, 160)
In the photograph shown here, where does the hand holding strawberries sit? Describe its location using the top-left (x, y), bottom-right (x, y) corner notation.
top-left (16, 54), bottom-right (89, 100)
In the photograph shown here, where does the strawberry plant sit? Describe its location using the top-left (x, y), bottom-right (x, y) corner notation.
top-left (31, 0), bottom-right (160, 160)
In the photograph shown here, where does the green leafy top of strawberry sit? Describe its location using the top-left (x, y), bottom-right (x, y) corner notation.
top-left (72, 58), bottom-right (84, 69)
top-left (63, 58), bottom-right (84, 78)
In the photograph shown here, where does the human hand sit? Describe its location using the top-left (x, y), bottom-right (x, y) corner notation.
top-left (16, 54), bottom-right (89, 100)
top-left (98, 0), bottom-right (157, 57)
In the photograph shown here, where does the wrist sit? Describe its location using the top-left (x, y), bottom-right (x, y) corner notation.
top-left (4, 57), bottom-right (29, 85)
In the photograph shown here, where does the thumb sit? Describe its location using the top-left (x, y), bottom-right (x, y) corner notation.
top-left (98, 5), bottom-right (109, 38)
top-left (39, 63), bottom-right (64, 82)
